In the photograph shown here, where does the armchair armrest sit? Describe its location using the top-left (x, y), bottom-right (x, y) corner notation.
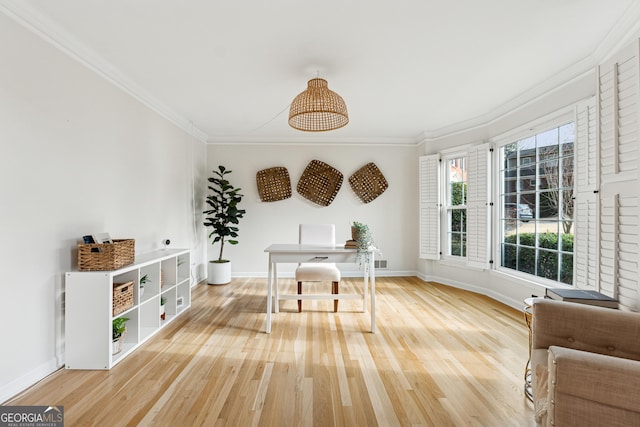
top-left (546, 346), bottom-right (640, 427)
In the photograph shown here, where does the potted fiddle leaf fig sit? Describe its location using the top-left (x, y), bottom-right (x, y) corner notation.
top-left (203, 165), bottom-right (246, 285)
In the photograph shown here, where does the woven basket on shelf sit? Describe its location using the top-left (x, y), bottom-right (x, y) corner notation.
top-left (297, 160), bottom-right (343, 206)
top-left (112, 281), bottom-right (134, 316)
top-left (256, 166), bottom-right (292, 202)
top-left (77, 239), bottom-right (135, 271)
top-left (348, 162), bottom-right (388, 203)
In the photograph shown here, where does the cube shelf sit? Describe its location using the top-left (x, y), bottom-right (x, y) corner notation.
top-left (65, 249), bottom-right (191, 369)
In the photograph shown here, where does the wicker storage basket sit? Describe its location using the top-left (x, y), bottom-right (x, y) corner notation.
top-left (78, 239), bottom-right (135, 271)
top-left (112, 281), bottom-right (134, 315)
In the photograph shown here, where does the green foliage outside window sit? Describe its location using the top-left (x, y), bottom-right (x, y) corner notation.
top-left (502, 232), bottom-right (573, 284)
top-left (450, 182), bottom-right (467, 256)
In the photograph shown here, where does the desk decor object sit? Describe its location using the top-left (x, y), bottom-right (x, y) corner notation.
top-left (348, 162), bottom-right (388, 203)
top-left (297, 160), bottom-right (343, 206)
top-left (256, 166), bottom-right (292, 202)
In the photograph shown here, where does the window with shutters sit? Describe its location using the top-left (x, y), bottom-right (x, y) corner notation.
top-left (420, 145), bottom-right (490, 268)
top-left (498, 122), bottom-right (575, 284)
top-left (444, 155), bottom-right (467, 257)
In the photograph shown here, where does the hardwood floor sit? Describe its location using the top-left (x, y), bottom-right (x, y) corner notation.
top-left (8, 277), bottom-right (535, 426)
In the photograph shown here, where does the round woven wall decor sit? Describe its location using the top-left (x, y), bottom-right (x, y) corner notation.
top-left (297, 160), bottom-right (344, 206)
top-left (348, 162), bottom-right (388, 203)
top-left (256, 166), bottom-right (292, 202)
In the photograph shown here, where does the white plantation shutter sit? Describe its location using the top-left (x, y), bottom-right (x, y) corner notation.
top-left (597, 39), bottom-right (639, 310)
top-left (598, 41), bottom-right (638, 180)
top-left (598, 192), bottom-right (638, 304)
top-left (574, 98), bottom-right (599, 290)
top-left (419, 155), bottom-right (440, 259)
top-left (466, 143), bottom-right (491, 269)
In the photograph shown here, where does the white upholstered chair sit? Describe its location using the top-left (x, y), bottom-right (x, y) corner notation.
top-left (295, 224), bottom-right (341, 312)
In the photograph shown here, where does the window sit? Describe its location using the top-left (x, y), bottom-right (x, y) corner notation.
top-left (445, 156), bottom-right (467, 257)
top-left (499, 123), bottom-right (575, 284)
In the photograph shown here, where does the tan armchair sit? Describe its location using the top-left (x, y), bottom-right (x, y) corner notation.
top-left (531, 298), bottom-right (640, 426)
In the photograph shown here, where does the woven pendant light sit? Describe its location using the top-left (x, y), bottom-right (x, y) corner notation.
top-left (288, 78), bottom-right (349, 132)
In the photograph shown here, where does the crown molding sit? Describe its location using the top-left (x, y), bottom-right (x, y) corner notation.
top-left (0, 0), bottom-right (209, 143)
top-left (206, 135), bottom-right (418, 147)
top-left (592, 1), bottom-right (640, 63)
top-left (419, 56), bottom-right (596, 143)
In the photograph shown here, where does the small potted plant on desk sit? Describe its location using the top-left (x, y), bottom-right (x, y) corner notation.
top-left (203, 165), bottom-right (246, 285)
top-left (112, 317), bottom-right (128, 355)
top-left (351, 221), bottom-right (377, 270)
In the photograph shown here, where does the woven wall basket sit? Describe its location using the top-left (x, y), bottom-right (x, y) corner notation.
top-left (256, 166), bottom-right (292, 202)
top-left (297, 160), bottom-right (343, 206)
top-left (348, 162), bottom-right (388, 203)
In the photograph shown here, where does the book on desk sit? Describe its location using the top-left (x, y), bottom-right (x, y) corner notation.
top-left (545, 288), bottom-right (618, 309)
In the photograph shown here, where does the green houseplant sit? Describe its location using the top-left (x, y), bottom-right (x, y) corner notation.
top-left (112, 317), bottom-right (128, 355)
top-left (160, 296), bottom-right (166, 320)
top-left (139, 274), bottom-right (150, 297)
top-left (203, 165), bottom-right (246, 285)
top-left (351, 221), bottom-right (376, 269)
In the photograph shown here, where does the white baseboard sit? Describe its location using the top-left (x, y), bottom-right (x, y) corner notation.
top-left (1, 358), bottom-right (61, 404)
top-left (417, 272), bottom-right (524, 311)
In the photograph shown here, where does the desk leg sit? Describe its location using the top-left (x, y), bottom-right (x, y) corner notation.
top-left (370, 251), bottom-right (376, 333)
top-left (266, 257), bottom-right (272, 334)
top-left (266, 254), bottom-right (274, 334)
top-left (363, 265), bottom-right (369, 313)
top-left (274, 263), bottom-right (279, 313)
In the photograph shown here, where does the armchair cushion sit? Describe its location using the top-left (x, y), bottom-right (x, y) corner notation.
top-left (532, 299), bottom-right (640, 426)
top-left (546, 346), bottom-right (640, 427)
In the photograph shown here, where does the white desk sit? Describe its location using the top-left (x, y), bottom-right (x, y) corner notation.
top-left (264, 244), bottom-right (376, 334)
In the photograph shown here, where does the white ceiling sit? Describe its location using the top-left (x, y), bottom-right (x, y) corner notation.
top-left (3, 0), bottom-right (640, 144)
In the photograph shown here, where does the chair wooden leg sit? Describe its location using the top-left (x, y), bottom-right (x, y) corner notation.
top-left (332, 281), bottom-right (339, 312)
top-left (297, 281), bottom-right (302, 313)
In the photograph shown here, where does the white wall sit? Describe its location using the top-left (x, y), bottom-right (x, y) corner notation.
top-left (205, 143), bottom-right (419, 277)
top-left (0, 13), bottom-right (207, 402)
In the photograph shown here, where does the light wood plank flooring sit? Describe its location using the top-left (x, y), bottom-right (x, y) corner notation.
top-left (8, 277), bottom-right (535, 426)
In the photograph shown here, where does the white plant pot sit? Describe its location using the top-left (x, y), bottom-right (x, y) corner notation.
top-left (208, 261), bottom-right (231, 285)
top-left (112, 330), bottom-right (126, 355)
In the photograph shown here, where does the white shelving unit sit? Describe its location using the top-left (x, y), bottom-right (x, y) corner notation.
top-left (65, 249), bottom-right (191, 369)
